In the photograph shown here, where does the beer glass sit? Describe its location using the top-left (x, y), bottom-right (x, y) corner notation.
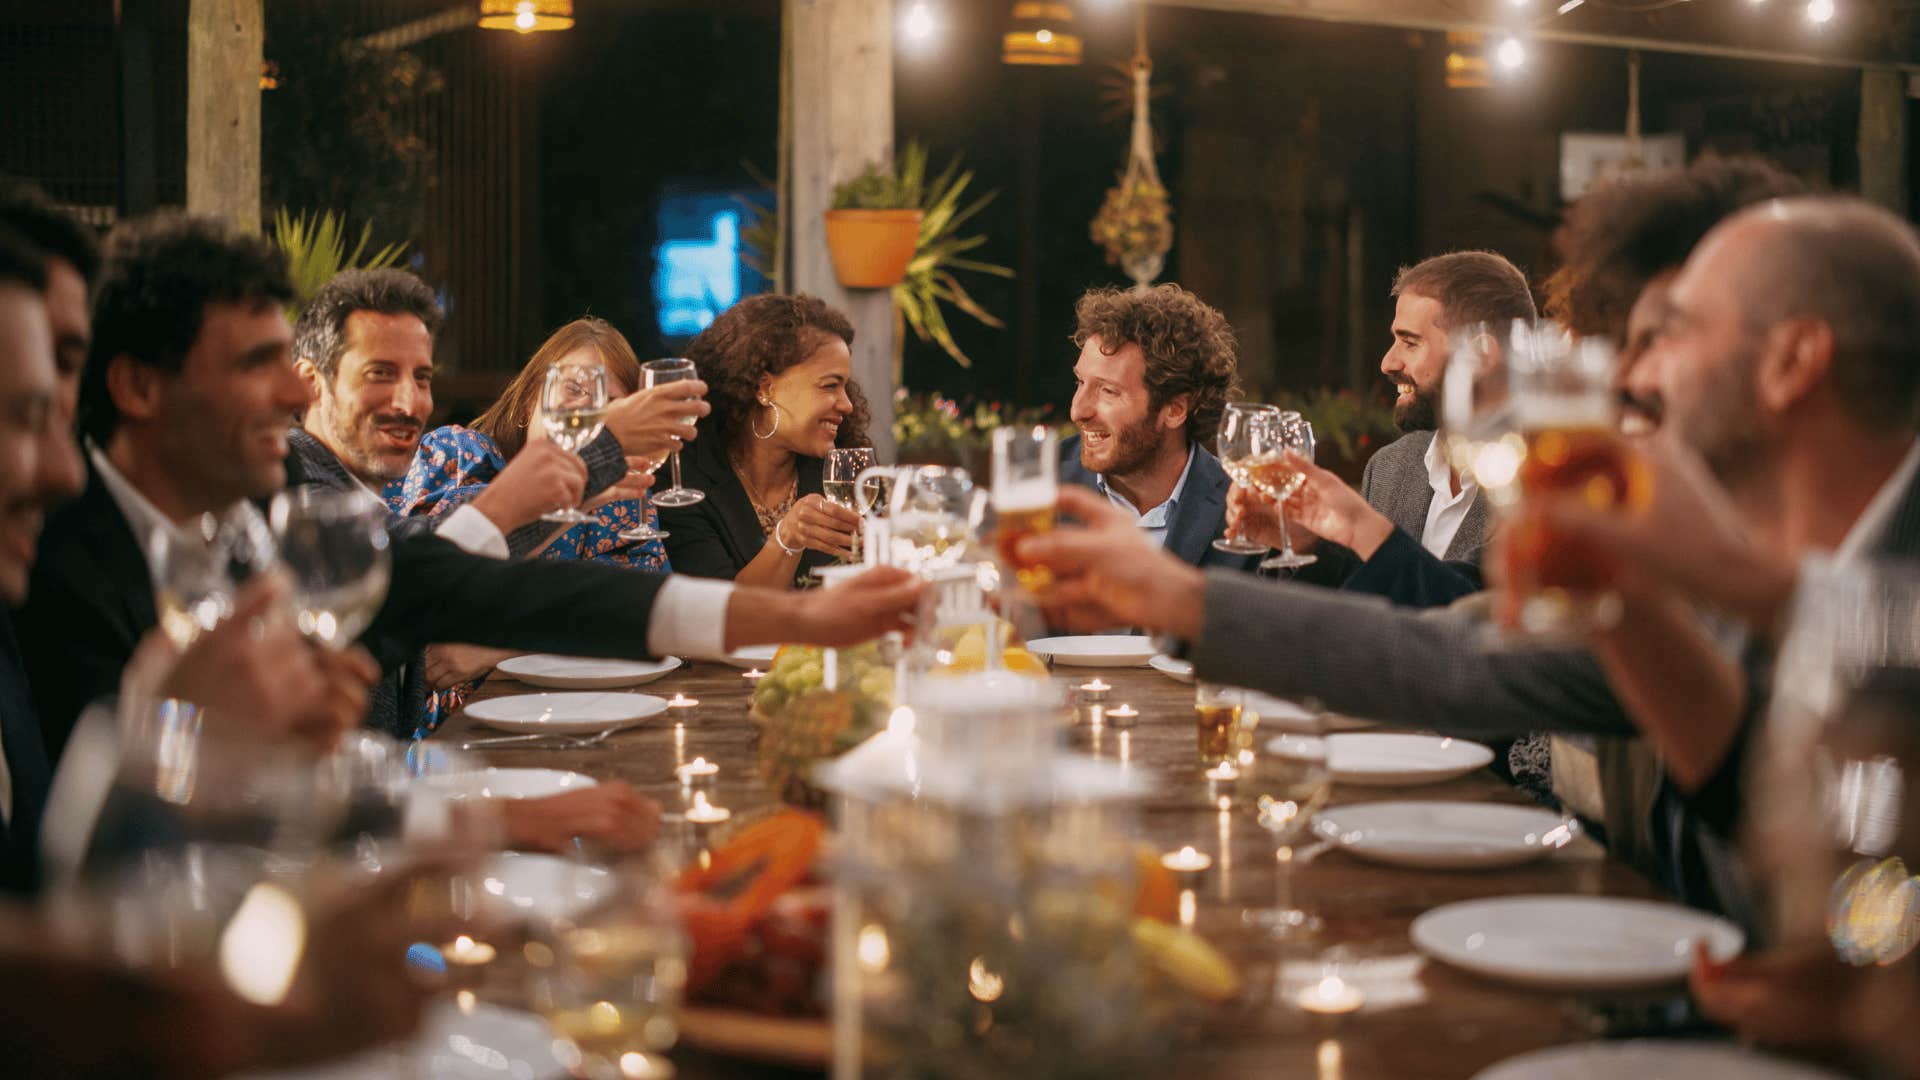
top-left (1212, 403), bottom-right (1283, 555)
top-left (991, 425), bottom-right (1059, 596)
top-left (540, 359), bottom-right (610, 524)
top-left (643, 358), bottom-right (706, 508)
top-left (1194, 682), bottom-right (1244, 768)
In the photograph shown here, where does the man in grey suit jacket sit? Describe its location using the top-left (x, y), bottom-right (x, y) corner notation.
top-left (1024, 195), bottom-right (1920, 922)
top-left (1059, 284), bottom-right (1258, 574)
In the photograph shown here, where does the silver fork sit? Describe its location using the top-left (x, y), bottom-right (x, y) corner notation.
top-left (460, 727), bottom-right (621, 751)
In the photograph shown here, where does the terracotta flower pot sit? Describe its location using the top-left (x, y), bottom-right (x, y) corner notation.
top-left (823, 208), bottom-right (923, 288)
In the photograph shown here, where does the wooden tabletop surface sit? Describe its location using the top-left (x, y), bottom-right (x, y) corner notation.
top-left (444, 655), bottom-right (1675, 1080)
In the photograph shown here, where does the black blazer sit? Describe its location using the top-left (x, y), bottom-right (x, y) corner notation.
top-left (0, 616), bottom-right (53, 893)
top-left (657, 420), bottom-right (832, 586)
top-left (19, 447), bottom-right (678, 753)
top-left (1059, 435), bottom-right (1260, 574)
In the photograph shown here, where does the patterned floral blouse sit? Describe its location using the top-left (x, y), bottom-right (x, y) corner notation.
top-left (385, 424), bottom-right (671, 736)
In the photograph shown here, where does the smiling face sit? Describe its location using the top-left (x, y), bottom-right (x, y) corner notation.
top-left (299, 310), bottom-right (435, 484)
top-left (1069, 335), bottom-right (1187, 477)
top-left (1614, 272), bottom-right (1675, 436)
top-left (1641, 225), bottom-right (1771, 482)
top-left (1380, 291), bottom-right (1449, 432)
top-left (762, 335), bottom-right (855, 459)
top-left (0, 283), bottom-right (84, 602)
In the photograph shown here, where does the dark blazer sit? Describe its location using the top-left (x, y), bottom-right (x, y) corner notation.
top-left (0, 617), bottom-right (53, 893)
top-left (19, 445), bottom-right (676, 753)
top-left (657, 420), bottom-right (832, 586)
top-left (1291, 430), bottom-right (1485, 607)
top-left (1059, 435), bottom-right (1260, 573)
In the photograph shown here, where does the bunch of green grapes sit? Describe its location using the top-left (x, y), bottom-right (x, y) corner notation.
top-left (753, 644), bottom-right (894, 721)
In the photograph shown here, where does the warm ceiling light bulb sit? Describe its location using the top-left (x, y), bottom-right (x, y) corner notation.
top-left (1494, 36), bottom-right (1527, 70)
top-left (904, 2), bottom-right (936, 41)
top-left (1807, 0), bottom-right (1835, 22)
top-left (1035, 28), bottom-right (1054, 44)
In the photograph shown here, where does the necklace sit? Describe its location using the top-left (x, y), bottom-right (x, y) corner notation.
top-left (732, 452), bottom-right (798, 537)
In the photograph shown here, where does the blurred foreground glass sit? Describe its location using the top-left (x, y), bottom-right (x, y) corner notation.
top-left (888, 465), bottom-right (986, 574)
top-left (1243, 730), bottom-right (1331, 940)
top-left (269, 487), bottom-right (392, 649)
top-left (991, 425), bottom-right (1059, 596)
top-left (1753, 559), bottom-right (1920, 966)
top-left (524, 854), bottom-right (688, 1080)
top-left (1258, 413), bottom-right (1318, 572)
top-left (1212, 403), bottom-right (1282, 556)
top-left (643, 358), bottom-right (706, 509)
top-left (150, 504), bottom-right (278, 648)
top-left (1444, 320), bottom-right (1645, 635)
top-left (1194, 682), bottom-right (1244, 768)
top-left (541, 359), bottom-right (612, 524)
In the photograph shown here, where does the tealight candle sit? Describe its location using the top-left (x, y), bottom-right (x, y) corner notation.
top-left (1297, 974), bottom-right (1364, 1015)
top-left (685, 791), bottom-right (732, 825)
top-left (1077, 679), bottom-right (1111, 702)
top-left (441, 934), bottom-right (496, 969)
top-left (1160, 845), bottom-right (1212, 880)
top-left (1105, 703), bottom-right (1139, 728)
top-left (667, 692), bottom-right (699, 714)
top-left (676, 756), bottom-right (718, 789)
top-left (742, 668), bottom-right (766, 683)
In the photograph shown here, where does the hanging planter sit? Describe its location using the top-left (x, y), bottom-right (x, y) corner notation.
top-left (1091, 36), bottom-right (1173, 291)
top-left (824, 208), bottom-right (923, 288)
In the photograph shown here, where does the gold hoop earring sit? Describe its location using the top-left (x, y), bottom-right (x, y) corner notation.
top-left (752, 399), bottom-right (780, 440)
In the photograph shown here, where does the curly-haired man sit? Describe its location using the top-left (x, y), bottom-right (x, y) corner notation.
top-left (1062, 284), bottom-right (1255, 571)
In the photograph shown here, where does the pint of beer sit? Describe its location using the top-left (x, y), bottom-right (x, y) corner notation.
top-left (991, 426), bottom-right (1059, 596)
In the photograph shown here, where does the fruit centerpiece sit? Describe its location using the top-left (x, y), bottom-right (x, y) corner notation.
top-left (749, 644), bottom-right (895, 807)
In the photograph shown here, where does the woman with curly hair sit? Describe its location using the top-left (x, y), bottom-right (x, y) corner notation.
top-left (660, 293), bottom-right (871, 588)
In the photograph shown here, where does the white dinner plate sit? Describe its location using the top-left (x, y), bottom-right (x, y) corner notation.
top-left (1411, 895), bottom-right (1745, 990)
top-left (480, 852), bottom-right (615, 923)
top-left (494, 653), bottom-right (681, 690)
top-left (723, 644), bottom-right (780, 669)
top-left (1326, 732), bottom-right (1494, 786)
top-left (427, 766), bottom-right (597, 800)
top-left (237, 1000), bottom-right (563, 1080)
top-left (1473, 1040), bottom-right (1849, 1080)
top-left (1314, 801), bottom-right (1580, 870)
top-left (1026, 635), bottom-right (1157, 667)
top-left (1148, 654), bottom-right (1194, 683)
top-left (463, 692), bottom-right (668, 735)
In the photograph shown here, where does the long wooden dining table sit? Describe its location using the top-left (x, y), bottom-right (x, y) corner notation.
top-left (444, 654), bottom-right (1677, 1080)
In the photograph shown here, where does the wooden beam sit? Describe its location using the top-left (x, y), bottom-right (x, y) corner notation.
top-left (186, 0), bottom-right (262, 229)
top-left (1859, 69), bottom-right (1908, 214)
top-left (786, 0), bottom-right (897, 461)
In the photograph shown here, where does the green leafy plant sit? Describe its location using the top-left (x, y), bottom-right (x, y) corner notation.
top-left (890, 141), bottom-right (1014, 371)
top-left (893, 390), bottom-right (1069, 473)
top-left (1266, 387), bottom-right (1399, 473)
top-left (268, 209), bottom-right (409, 320)
top-left (830, 158), bottom-right (920, 210)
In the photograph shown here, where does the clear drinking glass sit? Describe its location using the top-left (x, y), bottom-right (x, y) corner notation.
top-left (1243, 729), bottom-right (1332, 939)
top-left (1259, 414), bottom-right (1318, 571)
top-left (525, 854), bottom-right (689, 1080)
top-left (1212, 403), bottom-right (1283, 555)
top-left (643, 358), bottom-right (705, 509)
top-left (618, 449), bottom-right (669, 544)
top-left (150, 504), bottom-right (280, 648)
top-left (268, 487), bottom-right (392, 649)
top-left (990, 425), bottom-right (1059, 596)
top-left (889, 465), bottom-right (985, 574)
top-left (825, 447), bottom-right (878, 564)
top-left (1195, 682), bottom-right (1245, 768)
top-left (539, 359), bottom-right (611, 525)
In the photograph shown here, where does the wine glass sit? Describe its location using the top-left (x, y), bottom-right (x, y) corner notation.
top-left (1242, 729), bottom-right (1332, 939)
top-left (268, 487), bottom-right (392, 649)
top-left (525, 853), bottom-right (689, 1080)
top-left (990, 426), bottom-right (1058, 596)
top-left (889, 465), bottom-right (985, 574)
top-left (1259, 414), bottom-right (1318, 571)
top-left (643, 358), bottom-right (705, 508)
top-left (540, 360), bottom-right (611, 524)
top-left (1212, 403), bottom-right (1282, 555)
top-left (150, 504), bottom-right (280, 648)
top-left (825, 447), bottom-right (878, 564)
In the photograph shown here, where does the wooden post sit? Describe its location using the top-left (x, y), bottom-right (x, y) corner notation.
top-left (186, 0), bottom-right (263, 229)
top-left (1859, 69), bottom-right (1908, 215)
top-left (786, 0), bottom-right (897, 461)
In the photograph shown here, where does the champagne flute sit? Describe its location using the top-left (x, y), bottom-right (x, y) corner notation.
top-left (824, 447), bottom-right (878, 564)
top-left (540, 360), bottom-right (611, 524)
top-left (643, 358), bottom-right (705, 508)
top-left (990, 425), bottom-right (1058, 595)
top-left (1212, 403), bottom-right (1282, 555)
top-left (1258, 414), bottom-right (1319, 571)
top-left (1242, 730), bottom-right (1332, 939)
top-left (268, 487), bottom-right (392, 649)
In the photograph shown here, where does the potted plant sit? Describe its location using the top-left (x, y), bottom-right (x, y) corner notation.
top-left (268, 208), bottom-right (407, 320)
top-left (825, 160), bottom-right (923, 289)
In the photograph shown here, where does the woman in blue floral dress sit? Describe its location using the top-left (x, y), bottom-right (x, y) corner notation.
top-left (387, 317), bottom-right (671, 733)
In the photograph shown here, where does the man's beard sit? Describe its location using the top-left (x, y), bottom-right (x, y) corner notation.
top-left (1082, 415), bottom-right (1163, 479)
top-left (1672, 353), bottom-right (1767, 488)
top-left (319, 401), bottom-right (417, 484)
top-left (1393, 382), bottom-right (1439, 432)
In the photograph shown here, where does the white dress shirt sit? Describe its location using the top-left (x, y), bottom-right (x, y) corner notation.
top-left (1419, 433), bottom-right (1478, 559)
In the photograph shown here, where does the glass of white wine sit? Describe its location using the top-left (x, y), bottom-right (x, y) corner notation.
top-left (642, 358), bottom-right (706, 509)
top-left (268, 487), bottom-right (392, 649)
top-left (150, 505), bottom-right (279, 648)
top-left (526, 854), bottom-right (689, 1080)
top-left (1243, 730), bottom-right (1331, 940)
top-left (889, 465), bottom-right (984, 575)
top-left (1257, 413), bottom-right (1318, 572)
top-left (540, 359), bottom-right (611, 524)
top-left (1212, 403), bottom-right (1283, 556)
top-left (824, 447), bottom-right (878, 564)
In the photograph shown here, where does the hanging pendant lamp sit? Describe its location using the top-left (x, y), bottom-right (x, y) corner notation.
top-left (1003, 1), bottom-right (1082, 66)
top-left (478, 0), bottom-right (574, 34)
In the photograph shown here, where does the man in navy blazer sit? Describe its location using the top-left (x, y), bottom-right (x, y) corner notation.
top-left (1058, 285), bottom-right (1258, 574)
